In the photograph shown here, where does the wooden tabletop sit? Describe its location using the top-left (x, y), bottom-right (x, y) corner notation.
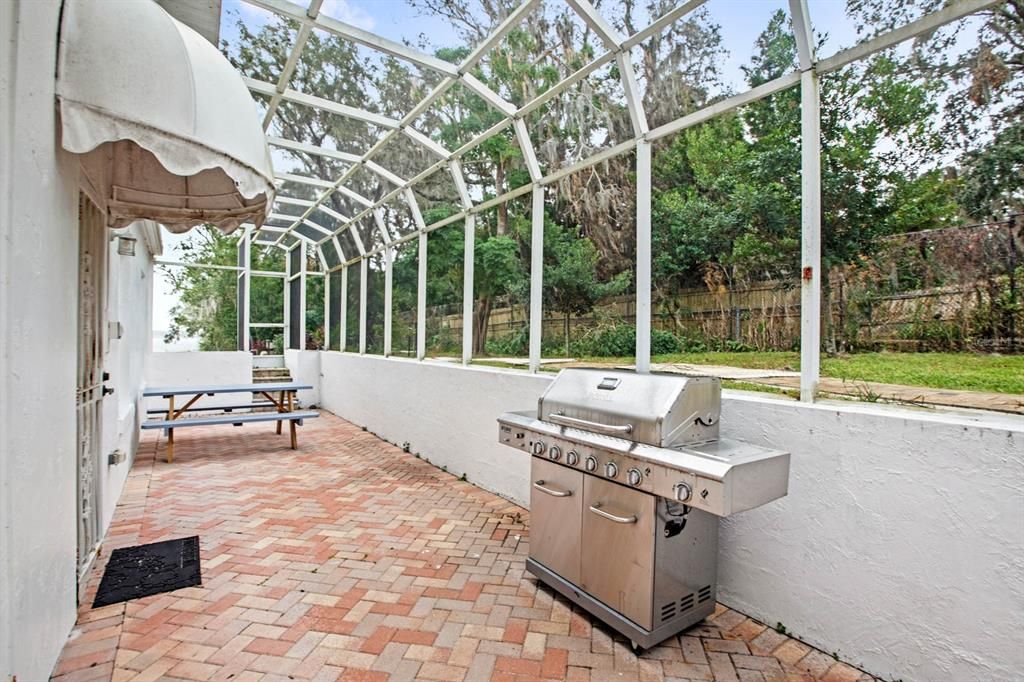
top-left (143, 382), bottom-right (313, 397)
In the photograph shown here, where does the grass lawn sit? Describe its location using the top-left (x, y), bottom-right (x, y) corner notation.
top-left (545, 351), bottom-right (1024, 394)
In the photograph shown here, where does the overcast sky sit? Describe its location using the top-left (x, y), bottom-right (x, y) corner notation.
top-left (152, 0), bottom-right (862, 351)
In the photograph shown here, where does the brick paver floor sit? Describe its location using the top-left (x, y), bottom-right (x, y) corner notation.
top-left (54, 412), bottom-right (876, 682)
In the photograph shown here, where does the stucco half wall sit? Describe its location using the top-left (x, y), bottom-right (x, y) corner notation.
top-left (318, 351), bottom-right (1023, 682)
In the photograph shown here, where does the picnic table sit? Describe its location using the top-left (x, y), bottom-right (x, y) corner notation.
top-left (142, 382), bottom-right (318, 463)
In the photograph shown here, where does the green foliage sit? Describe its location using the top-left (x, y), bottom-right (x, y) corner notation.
top-left (652, 10), bottom-right (961, 294)
top-left (570, 324), bottom-right (689, 357)
top-left (164, 228), bottom-right (285, 351)
top-left (958, 120), bottom-right (1024, 218)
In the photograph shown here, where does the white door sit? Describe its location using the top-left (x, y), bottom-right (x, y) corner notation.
top-left (76, 192), bottom-right (107, 583)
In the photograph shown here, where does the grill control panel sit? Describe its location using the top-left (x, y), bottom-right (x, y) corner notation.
top-left (499, 423), bottom-right (728, 514)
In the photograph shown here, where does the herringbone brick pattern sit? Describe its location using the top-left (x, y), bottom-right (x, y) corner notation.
top-left (53, 412), bottom-right (876, 682)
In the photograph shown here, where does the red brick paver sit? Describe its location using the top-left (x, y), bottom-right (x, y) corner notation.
top-left (53, 412), bottom-right (876, 681)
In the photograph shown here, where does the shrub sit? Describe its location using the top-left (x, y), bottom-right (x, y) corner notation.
top-left (570, 324), bottom-right (684, 357)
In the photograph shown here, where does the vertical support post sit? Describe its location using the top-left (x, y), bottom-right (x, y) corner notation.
top-left (528, 186), bottom-right (545, 373)
top-left (324, 265), bottom-right (331, 350)
top-left (359, 257), bottom-right (368, 354)
top-left (635, 141), bottom-right (652, 374)
top-left (242, 226), bottom-right (251, 352)
top-left (417, 230), bottom-right (427, 360)
top-left (340, 265), bottom-right (348, 352)
top-left (462, 215), bottom-right (475, 365)
top-left (299, 240), bottom-right (307, 351)
top-left (283, 247), bottom-right (292, 351)
top-left (384, 247), bottom-right (394, 356)
top-left (799, 68), bottom-right (821, 402)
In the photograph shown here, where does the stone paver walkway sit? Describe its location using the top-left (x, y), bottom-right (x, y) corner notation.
top-left (54, 412), bottom-right (875, 682)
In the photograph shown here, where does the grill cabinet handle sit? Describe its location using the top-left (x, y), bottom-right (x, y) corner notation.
top-left (533, 480), bottom-right (572, 497)
top-left (548, 413), bottom-right (633, 435)
top-left (589, 502), bottom-right (638, 524)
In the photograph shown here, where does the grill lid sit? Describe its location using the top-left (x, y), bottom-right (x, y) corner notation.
top-left (537, 369), bottom-right (720, 447)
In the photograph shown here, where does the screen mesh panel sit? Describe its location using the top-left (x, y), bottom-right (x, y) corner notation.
top-left (329, 270), bottom-right (343, 351)
top-left (288, 277), bottom-right (301, 349)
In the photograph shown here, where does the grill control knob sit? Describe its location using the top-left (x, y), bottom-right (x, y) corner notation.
top-left (532, 441), bottom-right (546, 456)
top-left (605, 462), bottom-right (619, 478)
top-left (627, 468), bottom-right (643, 486)
top-left (566, 450), bottom-right (579, 466)
top-left (673, 482), bottom-right (692, 502)
top-left (548, 445), bottom-right (562, 461)
top-left (584, 456), bottom-right (598, 472)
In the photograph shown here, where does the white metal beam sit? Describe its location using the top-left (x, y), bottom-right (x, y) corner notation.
top-left (262, 0), bottom-right (324, 129)
top-left (247, 77), bottom-right (400, 129)
top-left (269, 136), bottom-right (409, 186)
top-left (513, 118), bottom-right (542, 182)
top-left (242, 226), bottom-right (252, 351)
top-left (635, 141), bottom-right (652, 373)
top-left (459, 0), bottom-right (541, 70)
top-left (788, 0), bottom-right (815, 71)
top-left (462, 215), bottom-right (475, 365)
top-left (799, 68), bottom-right (821, 402)
top-left (566, 0), bottom-right (623, 49)
top-left (299, 240), bottom-right (308, 349)
top-left (358, 257), bottom-right (368, 353)
top-left (384, 246), bottom-right (394, 355)
top-left (817, 0), bottom-right (1001, 75)
top-left (242, 0), bottom-right (460, 76)
top-left (372, 208), bottom-right (392, 245)
top-left (417, 230), bottom-right (427, 360)
top-left (617, 51), bottom-right (649, 137)
top-left (528, 186), bottom-right (544, 372)
top-left (324, 263), bottom-right (330, 349)
top-left (340, 265), bottom-right (348, 350)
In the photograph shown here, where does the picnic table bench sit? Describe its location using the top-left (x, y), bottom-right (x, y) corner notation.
top-left (142, 382), bottom-right (318, 462)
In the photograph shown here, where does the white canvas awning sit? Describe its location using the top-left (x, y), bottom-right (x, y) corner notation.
top-left (56, 0), bottom-right (273, 233)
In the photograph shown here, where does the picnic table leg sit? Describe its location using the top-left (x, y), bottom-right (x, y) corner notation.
top-left (288, 391), bottom-right (297, 449)
top-left (276, 390), bottom-right (283, 435)
top-left (167, 395), bottom-right (175, 463)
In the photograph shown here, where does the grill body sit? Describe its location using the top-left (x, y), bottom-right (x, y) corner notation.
top-left (498, 369), bottom-right (790, 649)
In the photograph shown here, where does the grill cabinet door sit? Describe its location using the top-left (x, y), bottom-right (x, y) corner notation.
top-left (581, 477), bottom-right (656, 629)
top-left (530, 458), bottom-right (584, 585)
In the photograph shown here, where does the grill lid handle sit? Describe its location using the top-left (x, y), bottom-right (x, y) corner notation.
top-left (548, 413), bottom-right (633, 435)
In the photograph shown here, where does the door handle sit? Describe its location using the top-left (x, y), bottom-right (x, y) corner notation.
top-left (589, 502), bottom-right (637, 524)
top-left (533, 480), bottom-right (572, 497)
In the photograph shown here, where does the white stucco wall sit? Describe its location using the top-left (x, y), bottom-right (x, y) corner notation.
top-left (318, 352), bottom-right (1024, 682)
top-left (284, 349), bottom-right (321, 406)
top-left (144, 351), bottom-right (253, 412)
top-left (321, 354), bottom-right (547, 502)
top-left (98, 222), bottom-right (159, 532)
top-left (1, 1), bottom-right (86, 678)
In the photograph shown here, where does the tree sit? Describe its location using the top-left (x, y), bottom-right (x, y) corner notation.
top-left (847, 0), bottom-right (1024, 220)
top-left (543, 218), bottom-right (631, 355)
top-left (650, 9), bottom-right (961, 350)
top-left (164, 228), bottom-right (286, 351)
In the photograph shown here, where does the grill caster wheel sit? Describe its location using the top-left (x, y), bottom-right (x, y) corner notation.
top-left (630, 640), bottom-right (643, 654)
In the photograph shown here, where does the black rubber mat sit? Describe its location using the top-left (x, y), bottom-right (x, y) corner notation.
top-left (92, 536), bottom-right (201, 608)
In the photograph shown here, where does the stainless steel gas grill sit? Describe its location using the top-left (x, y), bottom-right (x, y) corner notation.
top-left (497, 369), bottom-right (790, 650)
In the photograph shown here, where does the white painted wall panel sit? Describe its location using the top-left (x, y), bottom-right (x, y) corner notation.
top-left (284, 349), bottom-right (321, 406)
top-left (99, 222), bottom-right (158, 532)
top-left (320, 354), bottom-right (548, 504)
top-left (318, 352), bottom-right (1024, 682)
top-left (144, 351), bottom-right (253, 412)
top-left (1, 2), bottom-right (83, 678)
